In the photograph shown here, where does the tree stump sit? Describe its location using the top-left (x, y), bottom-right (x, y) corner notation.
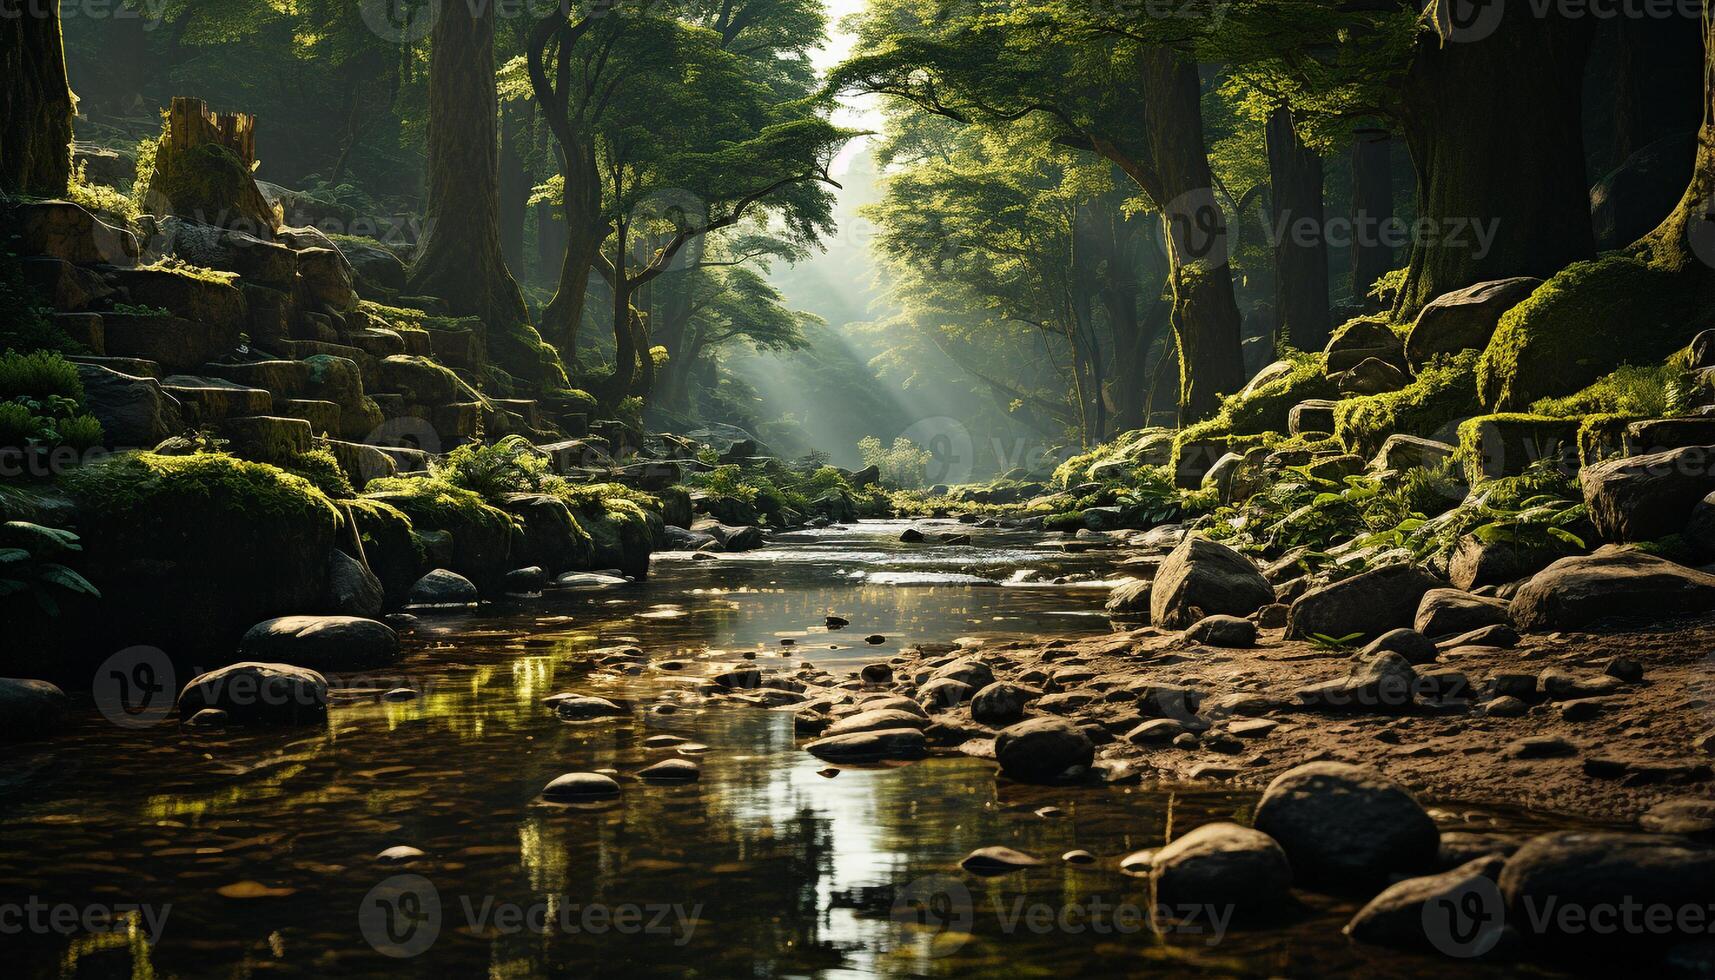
top-left (140, 97), bottom-right (278, 237)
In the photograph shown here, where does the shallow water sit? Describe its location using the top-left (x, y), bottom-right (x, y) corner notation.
top-left (2, 521), bottom-right (1583, 977)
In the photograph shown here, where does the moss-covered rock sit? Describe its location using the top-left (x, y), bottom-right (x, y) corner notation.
top-left (1333, 351), bottom-right (1481, 456)
top-left (1169, 355), bottom-right (1334, 488)
top-left (499, 492), bottom-right (595, 574)
top-left (1324, 315), bottom-right (1404, 372)
top-left (1575, 413), bottom-right (1641, 466)
top-left (340, 497), bottom-right (421, 609)
top-left (553, 483), bottom-right (658, 578)
top-left (59, 451), bottom-right (342, 658)
top-left (363, 476), bottom-right (517, 592)
top-left (1477, 257), bottom-right (1709, 410)
top-left (1455, 414), bottom-right (1581, 485)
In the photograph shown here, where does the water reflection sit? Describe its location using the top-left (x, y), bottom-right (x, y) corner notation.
top-left (0, 523), bottom-right (1573, 978)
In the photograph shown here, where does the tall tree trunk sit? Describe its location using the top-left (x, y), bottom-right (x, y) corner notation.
top-left (1096, 47), bottom-right (1246, 423)
top-left (408, 0), bottom-right (530, 334)
top-left (1395, 7), bottom-right (1595, 314)
top-left (1640, 8), bottom-right (1715, 277)
top-left (498, 100), bottom-right (529, 277)
top-left (1350, 128), bottom-right (1396, 303)
top-left (540, 142), bottom-right (604, 358)
top-left (1266, 105), bottom-right (1331, 351)
top-left (536, 196), bottom-right (566, 289)
top-left (1, 0), bottom-right (74, 196)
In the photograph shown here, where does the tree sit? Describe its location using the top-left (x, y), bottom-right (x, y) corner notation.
top-left (1, 0), bottom-right (75, 196)
top-left (408, 0), bottom-right (532, 346)
top-left (1265, 105), bottom-right (1330, 349)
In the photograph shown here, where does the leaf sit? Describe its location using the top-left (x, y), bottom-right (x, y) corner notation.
top-left (38, 564), bottom-right (100, 596)
top-left (1545, 526), bottom-right (1585, 548)
top-left (0, 549), bottom-right (28, 563)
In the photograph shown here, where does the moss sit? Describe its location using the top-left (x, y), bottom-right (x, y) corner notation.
top-left (1043, 511), bottom-right (1084, 534)
top-left (140, 139), bottom-right (276, 233)
top-left (488, 320), bottom-right (570, 391)
top-left (551, 482), bottom-right (657, 577)
top-left (0, 350), bottom-right (83, 402)
top-left (135, 257), bottom-right (239, 286)
top-left (359, 299), bottom-right (478, 334)
top-left (59, 451), bottom-right (342, 652)
top-left (284, 448), bottom-right (355, 499)
top-left (1477, 256), bottom-right (1708, 410)
top-left (1528, 362), bottom-right (1690, 419)
top-left (1576, 413), bottom-right (1643, 466)
top-left (1333, 350), bottom-right (1480, 456)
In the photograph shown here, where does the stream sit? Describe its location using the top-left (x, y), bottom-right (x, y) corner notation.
top-left (1, 521), bottom-right (1583, 978)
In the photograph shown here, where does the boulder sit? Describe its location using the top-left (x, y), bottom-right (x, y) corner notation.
top-left (1183, 614), bottom-right (1257, 648)
top-left (176, 662), bottom-right (329, 726)
top-left (0, 678), bottom-right (70, 740)
top-left (1295, 652), bottom-right (1418, 713)
top-left (106, 266), bottom-right (247, 329)
top-left (325, 234), bottom-right (408, 294)
top-left (970, 682), bottom-right (1034, 726)
top-left (324, 550), bottom-right (384, 617)
top-left (155, 217), bottom-right (296, 287)
top-left (1286, 564), bottom-right (1446, 641)
top-left (237, 615), bottom-right (399, 671)
top-left (1404, 277), bottom-right (1542, 370)
top-left (1150, 536), bottom-right (1274, 629)
top-left (804, 727), bottom-right (927, 762)
top-left (1372, 434), bottom-right (1456, 474)
top-left (503, 566), bottom-right (547, 593)
top-left (1325, 317), bottom-right (1404, 373)
top-left (1150, 822), bottom-right (1293, 913)
top-left (499, 493), bottom-right (595, 574)
top-left (1624, 417), bottom-right (1715, 456)
top-left (1338, 356), bottom-right (1409, 395)
top-left (1448, 534), bottom-right (1573, 591)
top-left (295, 247), bottom-right (359, 310)
top-left (75, 363), bottom-right (186, 447)
top-left (1360, 628), bottom-right (1440, 666)
top-left (1343, 856), bottom-right (1507, 954)
top-left (1499, 832), bottom-right (1715, 951)
top-left (1413, 588), bottom-right (1511, 639)
top-left (1581, 445), bottom-right (1715, 543)
top-left (822, 708), bottom-right (930, 738)
top-left (407, 568), bottom-right (479, 606)
top-left (100, 313), bottom-right (241, 374)
top-left (1458, 414), bottom-right (1580, 484)
top-left (1510, 545), bottom-right (1715, 632)
top-left (993, 717), bottom-right (1094, 783)
top-left (542, 772), bottom-right (621, 800)
top-left (1288, 399), bottom-right (1339, 437)
top-left (1252, 761), bottom-right (1439, 889)
top-left (1103, 578), bottom-right (1152, 618)
top-left (917, 677), bottom-right (975, 709)
top-left (5, 199), bottom-right (138, 265)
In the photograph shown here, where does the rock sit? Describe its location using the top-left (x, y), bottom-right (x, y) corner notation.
top-left (176, 662), bottom-right (328, 726)
top-left (324, 550), bottom-right (384, 617)
top-left (76, 364), bottom-right (186, 447)
top-left (0, 678), bottom-right (70, 740)
top-left (703, 523), bottom-right (763, 552)
top-left (918, 677), bottom-right (976, 709)
top-left (1438, 832), bottom-right (1522, 867)
top-left (1372, 435), bottom-right (1456, 474)
top-left (1255, 602), bottom-right (1290, 628)
top-left (823, 708), bottom-right (930, 738)
top-left (1447, 534), bottom-right (1573, 592)
top-left (185, 707), bottom-right (228, 729)
top-left (1339, 356), bottom-right (1409, 395)
top-left (928, 658), bottom-right (994, 689)
top-left (1592, 132), bottom-right (1696, 249)
top-left (1404, 277), bottom-right (1541, 369)
top-left (555, 571), bottom-right (629, 589)
top-left (1510, 545), bottom-right (1715, 632)
top-left (1505, 735), bottom-right (1577, 759)
top-left (1287, 564), bottom-right (1446, 641)
top-left (407, 568), bottom-right (479, 606)
top-left (502, 566), bottom-right (547, 594)
top-left (1604, 656), bottom-right (1644, 684)
top-left (1151, 822), bottom-right (1293, 913)
top-left (960, 846), bottom-right (1043, 876)
top-left (1126, 718), bottom-right (1192, 744)
top-left (7, 199), bottom-right (138, 265)
top-left (804, 728), bottom-right (927, 762)
top-left (864, 634), bottom-right (886, 645)
top-left (970, 682), bottom-right (1033, 725)
top-left (899, 528), bottom-right (925, 543)
top-left (1437, 623), bottom-right (1519, 650)
top-left (1413, 588), bottom-right (1511, 639)
top-left (711, 667), bottom-right (761, 689)
top-left (542, 772), bottom-right (621, 800)
top-left (237, 615), bottom-right (399, 671)
top-left (1295, 652), bottom-right (1418, 713)
top-left (1343, 856), bottom-right (1508, 953)
top-left (1639, 798), bottom-right (1715, 837)
top-left (1459, 415), bottom-right (1580, 483)
top-left (376, 844), bottom-right (426, 862)
top-left (1325, 316), bottom-right (1404, 373)
top-left (1150, 537), bottom-right (1274, 629)
top-left (1498, 832), bottom-right (1715, 950)
top-left (156, 216), bottom-right (296, 287)
top-left (1183, 614), bottom-right (1257, 648)
top-left (637, 758), bottom-right (700, 782)
top-left (499, 494), bottom-right (595, 574)
top-left (1484, 695), bottom-right (1528, 717)
top-left (1252, 761), bottom-right (1439, 888)
top-left (860, 663), bottom-right (892, 683)
top-left (328, 234), bottom-right (409, 295)
top-left (1581, 445), bottom-right (1715, 543)
top-left (1307, 454), bottom-right (1367, 482)
top-left (850, 464), bottom-right (881, 487)
top-left (1103, 578), bottom-right (1152, 618)
top-left (295, 247), bottom-right (358, 310)
top-left (554, 696), bottom-right (627, 720)
top-left (993, 717), bottom-right (1094, 783)
top-left (1289, 399), bottom-right (1338, 437)
top-left (1537, 668), bottom-right (1625, 701)
top-left (1361, 628), bottom-right (1440, 666)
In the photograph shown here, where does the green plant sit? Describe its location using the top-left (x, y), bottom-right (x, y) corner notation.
top-left (434, 435), bottom-right (550, 500)
top-left (285, 448), bottom-right (356, 499)
top-left (1310, 632), bottom-right (1365, 652)
top-left (109, 303), bottom-right (171, 317)
top-left (0, 522), bottom-right (100, 616)
top-left (0, 350), bottom-right (83, 402)
top-left (67, 162), bottom-right (140, 223)
top-left (858, 435), bottom-right (932, 489)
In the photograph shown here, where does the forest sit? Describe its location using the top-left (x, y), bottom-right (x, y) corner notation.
top-left (3, 0), bottom-right (1715, 977)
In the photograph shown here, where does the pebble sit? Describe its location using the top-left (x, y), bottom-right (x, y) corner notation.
top-left (376, 845), bottom-right (426, 862)
top-left (1061, 849), bottom-right (1096, 865)
top-left (1506, 735), bottom-right (1577, 759)
top-left (542, 772), bottom-right (621, 801)
top-left (960, 846), bottom-right (1042, 876)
